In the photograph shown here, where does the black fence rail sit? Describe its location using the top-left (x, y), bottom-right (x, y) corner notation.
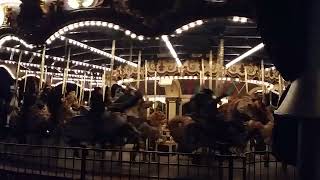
top-left (0, 142), bottom-right (296, 180)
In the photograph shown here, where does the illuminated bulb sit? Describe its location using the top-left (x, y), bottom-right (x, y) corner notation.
top-left (82, 0), bottom-right (95, 7)
top-left (90, 21), bottom-right (96, 26)
top-left (125, 30), bottom-right (131, 35)
top-left (189, 22), bottom-right (196, 28)
top-left (96, 21), bottom-right (102, 26)
top-left (131, 33), bottom-right (137, 39)
top-left (63, 27), bottom-right (69, 33)
top-left (108, 23), bottom-right (114, 28)
top-left (232, 16), bottom-right (240, 22)
top-left (68, 0), bottom-right (80, 9)
top-left (113, 25), bottom-right (120, 30)
top-left (68, 24), bottom-right (75, 30)
top-left (182, 25), bottom-right (189, 31)
top-left (74, 23), bottom-right (79, 28)
top-left (240, 17), bottom-right (248, 23)
top-left (138, 35), bottom-right (144, 41)
top-left (84, 21), bottom-right (90, 26)
top-left (196, 20), bottom-right (203, 25)
top-left (176, 28), bottom-right (182, 34)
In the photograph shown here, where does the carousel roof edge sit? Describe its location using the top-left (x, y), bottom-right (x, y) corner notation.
top-left (0, 0), bottom-right (255, 44)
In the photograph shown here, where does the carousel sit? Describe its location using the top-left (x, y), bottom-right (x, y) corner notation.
top-left (0, 1), bottom-right (301, 180)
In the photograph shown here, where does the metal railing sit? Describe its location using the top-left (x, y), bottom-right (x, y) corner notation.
top-left (0, 142), bottom-right (296, 180)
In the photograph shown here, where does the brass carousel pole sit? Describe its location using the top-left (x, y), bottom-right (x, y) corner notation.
top-left (201, 59), bottom-right (205, 87)
top-left (44, 67), bottom-right (48, 84)
top-left (144, 60), bottom-right (148, 95)
top-left (39, 45), bottom-right (46, 91)
top-left (245, 67), bottom-right (249, 93)
top-left (15, 52), bottom-right (23, 94)
top-left (76, 79), bottom-right (79, 102)
top-left (88, 74), bottom-right (93, 105)
top-left (209, 50), bottom-right (213, 90)
top-left (216, 38), bottom-right (224, 96)
top-left (278, 74), bottom-right (283, 96)
top-left (79, 78), bottom-right (83, 105)
top-left (62, 41), bottom-right (70, 97)
top-left (81, 74), bottom-right (86, 104)
top-left (145, 60), bottom-right (150, 116)
top-left (102, 70), bottom-right (106, 101)
top-left (137, 50), bottom-right (142, 89)
top-left (154, 70), bottom-right (157, 111)
top-left (261, 60), bottom-right (266, 101)
top-left (23, 71), bottom-right (28, 93)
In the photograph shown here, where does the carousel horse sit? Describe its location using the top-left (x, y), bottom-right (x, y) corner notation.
top-left (168, 91), bottom-right (273, 155)
top-left (12, 95), bottom-right (52, 144)
top-left (108, 86), bottom-right (160, 156)
top-left (8, 78), bottom-right (53, 144)
top-left (219, 95), bottom-right (274, 153)
top-left (168, 89), bottom-right (231, 153)
top-left (62, 86), bottom-right (157, 156)
top-left (61, 91), bottom-right (81, 123)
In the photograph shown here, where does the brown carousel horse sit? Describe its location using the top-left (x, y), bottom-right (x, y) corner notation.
top-left (62, 85), bottom-right (159, 159)
top-left (168, 90), bottom-right (273, 155)
top-left (219, 94), bottom-right (274, 151)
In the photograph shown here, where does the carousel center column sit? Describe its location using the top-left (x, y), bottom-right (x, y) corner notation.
top-left (274, 1), bottom-right (320, 179)
top-left (166, 97), bottom-right (181, 121)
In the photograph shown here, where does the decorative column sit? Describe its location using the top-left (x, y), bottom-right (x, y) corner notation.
top-left (166, 97), bottom-right (181, 121)
top-left (271, 1), bottom-right (320, 180)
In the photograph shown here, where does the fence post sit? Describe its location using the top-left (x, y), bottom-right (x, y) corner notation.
top-left (218, 157), bottom-right (223, 180)
top-left (80, 148), bottom-right (88, 180)
top-left (228, 157), bottom-right (234, 180)
top-left (242, 156), bottom-right (247, 180)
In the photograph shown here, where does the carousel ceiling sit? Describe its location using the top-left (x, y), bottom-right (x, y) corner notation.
top-left (0, 0), bottom-right (273, 75)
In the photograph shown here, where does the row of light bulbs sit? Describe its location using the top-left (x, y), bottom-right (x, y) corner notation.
top-left (64, 37), bottom-right (137, 67)
top-left (0, 35), bottom-right (35, 49)
top-left (2, 60), bottom-right (98, 75)
top-left (20, 69), bottom-right (103, 80)
top-left (52, 77), bottom-right (103, 82)
top-left (118, 76), bottom-right (274, 89)
top-left (232, 16), bottom-right (248, 23)
top-left (46, 21), bottom-right (145, 45)
top-left (175, 20), bottom-right (204, 35)
top-left (1, 46), bottom-right (109, 71)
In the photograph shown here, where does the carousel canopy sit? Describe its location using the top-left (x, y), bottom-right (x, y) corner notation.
top-left (0, 0), bottom-right (293, 81)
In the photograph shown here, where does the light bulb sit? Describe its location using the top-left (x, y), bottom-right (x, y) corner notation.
top-left (67, 0), bottom-right (80, 9)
